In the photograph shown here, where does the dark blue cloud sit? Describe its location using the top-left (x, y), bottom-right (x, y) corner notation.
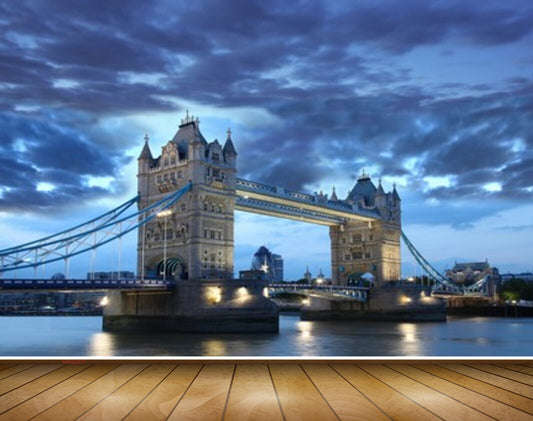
top-left (0, 0), bottom-right (532, 223)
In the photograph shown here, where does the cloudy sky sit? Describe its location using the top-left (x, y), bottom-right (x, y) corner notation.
top-left (1, 0), bottom-right (532, 280)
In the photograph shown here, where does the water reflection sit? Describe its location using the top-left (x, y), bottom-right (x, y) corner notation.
top-left (89, 332), bottom-right (115, 356)
top-left (202, 339), bottom-right (228, 356)
top-left (398, 323), bottom-right (420, 355)
top-left (298, 321), bottom-right (313, 340)
top-left (1, 315), bottom-right (533, 356)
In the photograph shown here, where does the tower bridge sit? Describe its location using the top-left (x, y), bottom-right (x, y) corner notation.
top-left (0, 112), bottom-right (453, 330)
top-left (136, 114), bottom-right (401, 287)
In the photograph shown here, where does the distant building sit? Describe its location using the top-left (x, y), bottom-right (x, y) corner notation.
top-left (251, 246), bottom-right (283, 281)
top-left (303, 267), bottom-right (312, 282)
top-left (272, 253), bottom-right (284, 281)
top-left (446, 261), bottom-right (497, 284)
top-left (446, 260), bottom-right (500, 297)
top-left (501, 272), bottom-right (533, 283)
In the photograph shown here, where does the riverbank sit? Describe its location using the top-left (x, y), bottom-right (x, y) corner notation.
top-left (447, 304), bottom-right (533, 317)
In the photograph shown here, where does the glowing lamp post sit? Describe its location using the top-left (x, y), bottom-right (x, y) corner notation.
top-left (157, 209), bottom-right (172, 282)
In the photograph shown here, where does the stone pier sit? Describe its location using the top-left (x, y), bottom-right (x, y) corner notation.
top-left (301, 283), bottom-right (446, 322)
top-left (103, 279), bottom-right (278, 333)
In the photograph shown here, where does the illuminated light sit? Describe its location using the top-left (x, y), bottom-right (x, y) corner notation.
top-left (400, 295), bottom-right (412, 305)
top-left (263, 287), bottom-right (269, 298)
top-left (236, 286), bottom-right (249, 299)
top-left (157, 209), bottom-right (172, 218)
top-left (206, 286), bottom-right (222, 304)
top-left (100, 296), bottom-right (109, 306)
top-left (302, 298), bottom-right (310, 306)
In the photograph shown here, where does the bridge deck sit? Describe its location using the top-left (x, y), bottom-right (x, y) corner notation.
top-left (0, 361), bottom-right (531, 420)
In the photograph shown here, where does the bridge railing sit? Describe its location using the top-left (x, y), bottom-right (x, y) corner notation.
top-left (0, 278), bottom-right (175, 290)
top-left (268, 283), bottom-right (369, 291)
top-left (236, 178), bottom-right (380, 219)
top-left (236, 196), bottom-right (346, 224)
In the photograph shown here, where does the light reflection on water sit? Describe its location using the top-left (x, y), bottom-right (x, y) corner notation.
top-left (1, 314), bottom-right (533, 357)
top-left (398, 323), bottom-right (421, 355)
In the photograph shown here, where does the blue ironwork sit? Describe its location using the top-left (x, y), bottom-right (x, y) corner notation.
top-left (0, 182), bottom-right (192, 273)
top-left (236, 178), bottom-right (380, 221)
top-left (401, 230), bottom-right (463, 294)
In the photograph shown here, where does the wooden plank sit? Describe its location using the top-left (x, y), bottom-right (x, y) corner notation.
top-left (301, 364), bottom-right (389, 421)
top-left (223, 364), bottom-right (283, 421)
top-left (0, 364), bottom-right (88, 415)
top-left (499, 364), bottom-right (533, 376)
top-left (124, 364), bottom-right (202, 421)
top-left (269, 364), bottom-right (339, 421)
top-left (332, 364), bottom-right (440, 421)
top-left (0, 365), bottom-right (15, 373)
top-left (77, 364), bottom-right (176, 421)
top-left (0, 364), bottom-right (118, 421)
top-left (31, 364), bottom-right (148, 421)
top-left (167, 364), bottom-right (234, 421)
top-left (390, 364), bottom-right (532, 421)
top-left (445, 364), bottom-right (533, 397)
top-left (471, 364), bottom-right (533, 386)
top-left (0, 364), bottom-right (61, 395)
top-left (0, 365), bottom-right (36, 381)
top-left (362, 364), bottom-right (493, 421)
top-left (413, 364), bottom-right (533, 415)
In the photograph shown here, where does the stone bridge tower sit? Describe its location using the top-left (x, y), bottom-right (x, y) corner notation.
top-left (137, 113), bottom-right (237, 281)
top-left (330, 173), bottom-right (401, 286)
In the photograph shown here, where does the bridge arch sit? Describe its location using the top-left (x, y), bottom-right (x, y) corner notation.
top-left (146, 255), bottom-right (188, 280)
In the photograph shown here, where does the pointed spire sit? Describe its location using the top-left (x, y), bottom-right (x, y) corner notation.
top-left (138, 133), bottom-right (153, 160)
top-left (180, 109), bottom-right (199, 126)
top-left (330, 186), bottom-right (338, 201)
top-left (223, 127), bottom-right (237, 156)
top-left (392, 183), bottom-right (401, 201)
top-left (376, 177), bottom-right (385, 195)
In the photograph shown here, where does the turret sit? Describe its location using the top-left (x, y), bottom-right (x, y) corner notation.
top-left (222, 128), bottom-right (237, 168)
top-left (374, 178), bottom-right (386, 209)
top-left (137, 134), bottom-right (153, 201)
top-left (138, 133), bottom-right (153, 173)
top-left (330, 186), bottom-right (338, 201)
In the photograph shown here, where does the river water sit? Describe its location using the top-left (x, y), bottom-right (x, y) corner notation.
top-left (1, 314), bottom-right (532, 357)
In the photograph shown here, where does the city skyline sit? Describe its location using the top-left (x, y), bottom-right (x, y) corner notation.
top-left (1, 1), bottom-right (532, 280)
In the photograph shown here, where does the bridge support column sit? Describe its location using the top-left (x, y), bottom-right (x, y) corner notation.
top-left (102, 279), bottom-right (278, 333)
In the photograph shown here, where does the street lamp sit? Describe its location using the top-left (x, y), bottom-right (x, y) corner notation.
top-left (157, 209), bottom-right (172, 282)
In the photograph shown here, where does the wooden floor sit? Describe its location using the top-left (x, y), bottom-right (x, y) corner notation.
top-left (0, 361), bottom-right (532, 420)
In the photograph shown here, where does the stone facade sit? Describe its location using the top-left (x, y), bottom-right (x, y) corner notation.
top-left (137, 114), bottom-right (237, 281)
top-left (330, 173), bottom-right (401, 286)
top-left (137, 115), bottom-right (401, 287)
